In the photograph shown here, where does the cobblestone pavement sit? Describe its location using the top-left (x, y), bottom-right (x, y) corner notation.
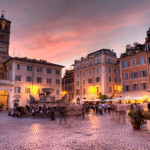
top-left (0, 111), bottom-right (150, 150)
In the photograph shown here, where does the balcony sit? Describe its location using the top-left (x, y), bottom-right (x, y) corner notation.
top-left (0, 80), bottom-right (14, 86)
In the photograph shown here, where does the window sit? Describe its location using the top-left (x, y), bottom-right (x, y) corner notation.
top-left (96, 77), bottom-right (100, 82)
top-left (76, 89), bottom-right (80, 95)
top-left (37, 77), bottom-right (42, 83)
top-left (27, 65), bottom-right (32, 71)
top-left (82, 62), bottom-right (86, 68)
top-left (25, 88), bottom-right (30, 93)
top-left (96, 57), bottom-right (100, 64)
top-left (77, 64), bottom-right (80, 70)
top-left (56, 69), bottom-right (60, 75)
top-left (131, 72), bottom-right (138, 79)
top-left (132, 59), bottom-right (136, 66)
top-left (37, 66), bottom-right (42, 72)
top-left (141, 82), bottom-right (147, 90)
top-left (108, 76), bottom-right (111, 82)
top-left (56, 79), bottom-right (60, 84)
top-left (109, 86), bottom-right (112, 92)
top-left (124, 85), bottom-right (130, 92)
top-left (132, 83), bottom-right (138, 91)
top-left (140, 70), bottom-right (146, 77)
top-left (83, 80), bottom-right (85, 85)
top-left (88, 78), bottom-right (93, 84)
top-left (89, 60), bottom-right (92, 66)
top-left (77, 73), bottom-right (79, 78)
top-left (26, 76), bottom-right (32, 82)
top-left (77, 81), bottom-right (79, 85)
top-left (56, 90), bottom-right (59, 95)
top-left (107, 57), bottom-right (111, 64)
top-left (114, 68), bottom-right (117, 73)
top-left (89, 69), bottom-right (92, 75)
top-left (47, 78), bottom-right (51, 84)
top-left (123, 61), bottom-right (128, 68)
top-left (16, 64), bottom-right (21, 70)
top-left (139, 57), bottom-right (145, 65)
top-left (15, 75), bottom-right (21, 81)
top-left (47, 68), bottom-right (51, 74)
top-left (83, 71), bottom-right (85, 76)
top-left (83, 88), bottom-right (85, 94)
top-left (124, 73), bottom-right (129, 80)
top-left (96, 68), bottom-right (99, 74)
top-left (114, 77), bottom-right (117, 82)
top-left (14, 87), bottom-right (21, 93)
top-left (108, 68), bottom-right (111, 73)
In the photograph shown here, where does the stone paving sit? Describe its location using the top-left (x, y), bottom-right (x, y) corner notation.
top-left (0, 111), bottom-right (150, 150)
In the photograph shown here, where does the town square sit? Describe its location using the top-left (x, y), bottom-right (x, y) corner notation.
top-left (1, 0), bottom-right (150, 150)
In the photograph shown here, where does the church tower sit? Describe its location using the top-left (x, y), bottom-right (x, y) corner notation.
top-left (0, 12), bottom-right (11, 79)
top-left (0, 12), bottom-right (11, 62)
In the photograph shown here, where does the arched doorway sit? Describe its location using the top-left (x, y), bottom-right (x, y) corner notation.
top-left (0, 90), bottom-right (8, 110)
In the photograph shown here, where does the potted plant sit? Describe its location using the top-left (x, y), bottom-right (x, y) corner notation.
top-left (128, 110), bottom-right (144, 130)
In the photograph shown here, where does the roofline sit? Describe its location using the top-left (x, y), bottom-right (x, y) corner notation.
top-left (4, 57), bottom-right (65, 68)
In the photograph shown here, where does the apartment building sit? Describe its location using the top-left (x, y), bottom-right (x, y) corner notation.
top-left (62, 69), bottom-right (74, 101)
top-left (120, 28), bottom-right (150, 98)
top-left (74, 49), bottom-right (121, 102)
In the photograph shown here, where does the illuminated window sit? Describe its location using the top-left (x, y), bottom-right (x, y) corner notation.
top-left (25, 88), bottom-right (30, 93)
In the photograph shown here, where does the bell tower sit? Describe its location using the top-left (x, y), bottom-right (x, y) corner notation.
top-left (0, 12), bottom-right (11, 79)
top-left (0, 11), bottom-right (11, 62)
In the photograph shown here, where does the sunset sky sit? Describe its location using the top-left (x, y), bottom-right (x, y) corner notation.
top-left (1, 0), bottom-right (150, 69)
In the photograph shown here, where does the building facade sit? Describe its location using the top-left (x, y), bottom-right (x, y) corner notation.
top-left (74, 49), bottom-right (121, 102)
top-left (62, 69), bottom-right (74, 101)
top-left (0, 14), bottom-right (64, 109)
top-left (120, 28), bottom-right (150, 99)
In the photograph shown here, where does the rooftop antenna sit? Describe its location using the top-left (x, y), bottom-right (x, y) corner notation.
top-left (1, 10), bottom-right (5, 18)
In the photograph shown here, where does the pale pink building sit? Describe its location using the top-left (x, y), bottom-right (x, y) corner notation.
top-left (74, 49), bottom-right (121, 102)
